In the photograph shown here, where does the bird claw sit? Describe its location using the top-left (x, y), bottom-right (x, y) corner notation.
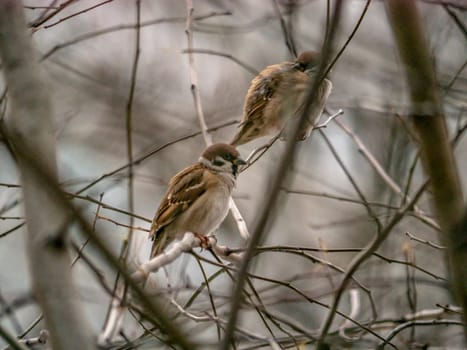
top-left (193, 232), bottom-right (210, 249)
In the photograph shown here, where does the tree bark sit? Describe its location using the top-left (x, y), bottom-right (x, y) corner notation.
top-left (385, 0), bottom-right (467, 337)
top-left (0, 1), bottom-right (96, 349)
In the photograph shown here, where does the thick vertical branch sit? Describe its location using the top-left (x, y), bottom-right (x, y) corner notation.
top-left (220, 2), bottom-right (344, 349)
top-left (386, 0), bottom-right (466, 336)
top-left (0, 1), bottom-right (96, 349)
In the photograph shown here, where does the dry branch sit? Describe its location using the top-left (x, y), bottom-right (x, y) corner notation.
top-left (0, 1), bottom-right (96, 349)
top-left (386, 0), bottom-right (466, 336)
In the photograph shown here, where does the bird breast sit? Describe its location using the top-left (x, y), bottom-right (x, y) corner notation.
top-left (174, 181), bottom-right (232, 238)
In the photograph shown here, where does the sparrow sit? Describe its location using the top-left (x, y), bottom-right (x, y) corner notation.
top-left (149, 143), bottom-right (246, 258)
top-left (230, 50), bottom-right (332, 146)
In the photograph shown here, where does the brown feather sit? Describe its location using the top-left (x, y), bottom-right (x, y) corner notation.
top-left (231, 51), bottom-right (331, 146)
top-left (149, 143), bottom-right (243, 258)
top-left (150, 164), bottom-right (207, 254)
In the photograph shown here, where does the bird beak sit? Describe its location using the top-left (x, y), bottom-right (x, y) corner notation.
top-left (293, 62), bottom-right (303, 71)
top-left (233, 158), bottom-right (247, 166)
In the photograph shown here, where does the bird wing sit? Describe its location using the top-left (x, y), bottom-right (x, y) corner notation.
top-left (294, 77), bottom-right (332, 122)
top-left (149, 164), bottom-right (207, 241)
top-left (242, 63), bottom-right (287, 124)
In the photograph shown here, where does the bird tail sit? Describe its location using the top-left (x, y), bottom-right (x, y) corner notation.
top-left (150, 241), bottom-right (164, 259)
top-left (230, 121), bottom-right (253, 146)
top-left (149, 227), bottom-right (168, 259)
top-left (230, 132), bottom-right (244, 146)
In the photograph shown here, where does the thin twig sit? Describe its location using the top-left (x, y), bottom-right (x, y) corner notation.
top-left (97, 214), bottom-right (149, 233)
top-left (71, 192), bottom-right (104, 267)
top-left (339, 289), bottom-right (361, 340)
top-left (405, 231), bottom-right (446, 250)
top-left (271, 0), bottom-right (297, 57)
top-left (75, 119), bottom-right (237, 194)
top-left (314, 108), bottom-right (344, 129)
top-left (185, 0), bottom-right (212, 146)
top-left (180, 48), bottom-right (258, 75)
top-left (42, 0), bottom-right (114, 29)
top-left (377, 319), bottom-right (464, 349)
top-left (30, 0), bottom-right (75, 28)
top-left (196, 253), bottom-right (392, 345)
top-left (41, 11), bottom-right (231, 61)
top-left (319, 130), bottom-right (382, 231)
top-left (324, 0), bottom-right (372, 79)
top-left (334, 119), bottom-right (439, 230)
top-left (442, 4), bottom-right (467, 41)
top-left (282, 188), bottom-right (400, 209)
top-left (193, 256), bottom-right (222, 341)
top-left (0, 323), bottom-right (29, 350)
top-left (315, 182), bottom-right (428, 347)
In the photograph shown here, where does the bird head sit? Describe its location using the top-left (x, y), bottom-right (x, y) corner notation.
top-left (199, 143), bottom-right (246, 177)
top-left (293, 50), bottom-right (322, 73)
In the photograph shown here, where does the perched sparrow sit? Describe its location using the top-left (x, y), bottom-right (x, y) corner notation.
top-left (230, 50), bottom-right (332, 146)
top-left (149, 143), bottom-right (246, 258)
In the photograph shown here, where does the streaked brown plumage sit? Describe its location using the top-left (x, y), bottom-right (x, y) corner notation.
top-left (230, 50), bottom-right (332, 146)
top-left (149, 143), bottom-right (245, 258)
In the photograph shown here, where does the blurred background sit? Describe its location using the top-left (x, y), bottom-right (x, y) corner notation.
top-left (1, 0), bottom-right (466, 348)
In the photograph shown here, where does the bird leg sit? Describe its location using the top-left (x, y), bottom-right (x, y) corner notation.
top-left (193, 232), bottom-right (210, 249)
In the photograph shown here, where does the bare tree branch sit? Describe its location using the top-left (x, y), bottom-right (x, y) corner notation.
top-left (386, 0), bottom-right (466, 336)
top-left (221, 1), bottom-right (345, 348)
top-left (0, 1), bottom-right (97, 349)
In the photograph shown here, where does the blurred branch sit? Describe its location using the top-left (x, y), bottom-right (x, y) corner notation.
top-left (40, 0), bottom-right (114, 30)
top-left (339, 289), bottom-right (361, 340)
top-left (196, 253), bottom-right (391, 345)
top-left (29, 0), bottom-right (74, 28)
top-left (75, 119), bottom-right (237, 194)
top-left (108, 1), bottom-right (142, 320)
top-left (185, 0), bottom-right (212, 146)
top-left (315, 181), bottom-right (427, 347)
top-left (16, 330), bottom-right (49, 349)
top-left (421, 0), bottom-right (467, 10)
top-left (405, 231), bottom-right (446, 250)
top-left (192, 256), bottom-right (221, 341)
top-left (271, 0), bottom-right (297, 57)
top-left (101, 233), bottom-right (242, 343)
top-left (71, 193), bottom-right (104, 266)
top-left (378, 319), bottom-right (464, 349)
top-left (445, 59), bottom-right (467, 91)
top-left (221, 1), bottom-right (345, 347)
top-left (41, 11), bottom-right (231, 61)
top-left (334, 119), bottom-right (439, 231)
top-left (324, 0), bottom-right (372, 78)
top-left (0, 135), bottom-right (195, 350)
top-left (180, 48), bottom-right (259, 75)
top-left (386, 0), bottom-right (466, 336)
top-left (184, 2), bottom-right (249, 245)
top-left (319, 130), bottom-right (382, 229)
top-left (282, 188), bottom-right (399, 209)
top-left (0, 223), bottom-right (25, 239)
top-left (69, 192), bottom-right (150, 222)
top-left (132, 233), bottom-right (242, 282)
top-left (0, 323), bottom-right (28, 350)
top-left (246, 243), bottom-right (445, 281)
top-left (0, 1), bottom-right (96, 349)
top-left (97, 214), bottom-right (149, 232)
top-left (442, 4), bottom-right (467, 41)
